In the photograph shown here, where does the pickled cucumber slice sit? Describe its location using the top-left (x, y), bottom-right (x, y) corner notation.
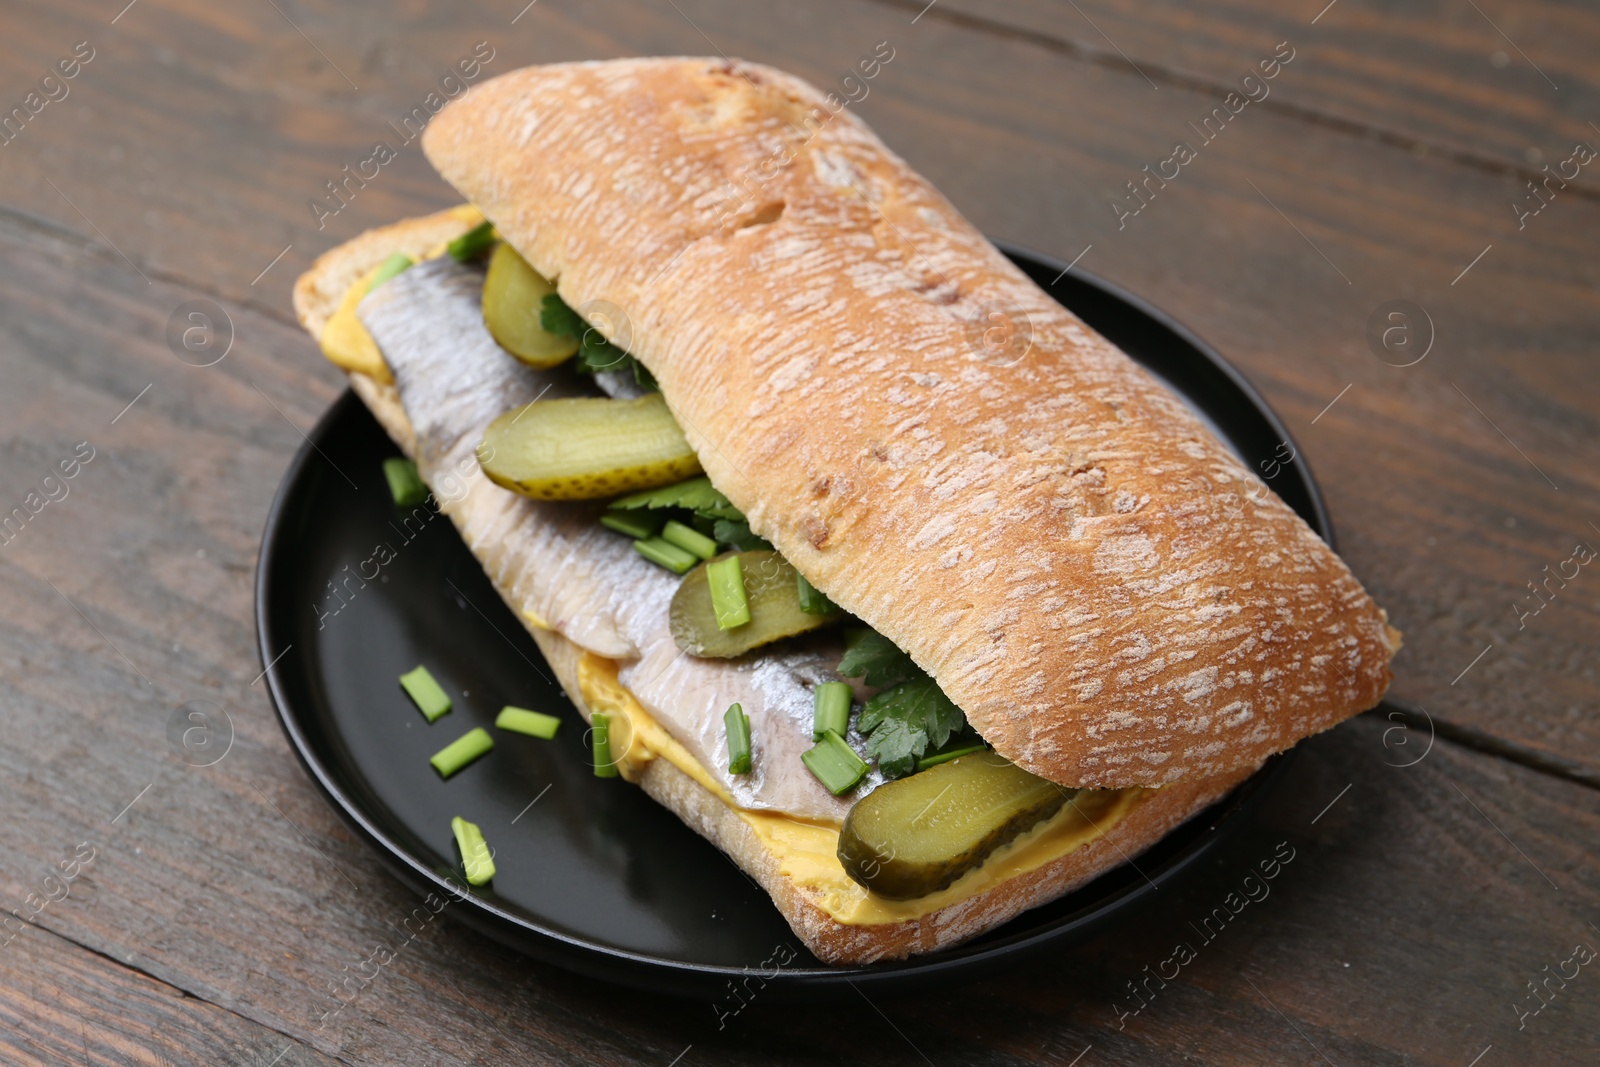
top-left (478, 394), bottom-right (702, 500)
top-left (482, 243), bottom-right (580, 368)
top-left (670, 550), bottom-right (841, 657)
top-left (837, 752), bottom-right (1071, 899)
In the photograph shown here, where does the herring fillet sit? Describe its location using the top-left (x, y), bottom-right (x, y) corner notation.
top-left (361, 257), bottom-right (636, 658)
top-left (358, 257), bottom-right (869, 822)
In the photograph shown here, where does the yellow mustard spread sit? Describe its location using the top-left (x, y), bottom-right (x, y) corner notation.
top-left (320, 204), bottom-right (486, 383)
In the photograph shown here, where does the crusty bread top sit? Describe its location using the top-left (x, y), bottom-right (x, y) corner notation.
top-left (421, 58), bottom-right (1398, 789)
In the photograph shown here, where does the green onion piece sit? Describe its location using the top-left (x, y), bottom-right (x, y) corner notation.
top-left (661, 520), bottom-right (718, 561)
top-left (706, 555), bottom-right (751, 630)
top-left (430, 727), bottom-right (494, 779)
top-left (600, 509), bottom-right (661, 540)
top-left (447, 221), bottom-right (496, 262)
top-left (450, 816), bottom-right (496, 885)
top-left (366, 252), bottom-right (414, 294)
top-left (634, 537), bottom-right (698, 575)
top-left (399, 665), bottom-right (452, 722)
top-left (494, 706), bottom-right (561, 739)
top-left (591, 712), bottom-right (620, 777)
top-left (796, 571), bottom-right (836, 615)
top-left (724, 702), bottom-right (752, 775)
top-left (382, 456), bottom-right (428, 507)
top-left (812, 681), bottom-right (852, 741)
top-left (915, 741), bottom-right (989, 772)
top-left (801, 731), bottom-right (869, 796)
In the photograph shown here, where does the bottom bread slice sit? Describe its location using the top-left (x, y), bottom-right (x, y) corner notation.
top-left (531, 623), bottom-right (1261, 964)
top-left (296, 209), bottom-right (1267, 965)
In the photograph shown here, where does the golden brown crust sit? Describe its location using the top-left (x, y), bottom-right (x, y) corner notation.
top-left (420, 58), bottom-right (1398, 789)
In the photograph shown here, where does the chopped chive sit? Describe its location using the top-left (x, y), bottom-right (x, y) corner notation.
top-left (399, 665), bottom-right (452, 722)
top-left (366, 252), bottom-right (414, 294)
top-left (450, 816), bottom-right (496, 885)
top-left (724, 702), bottom-right (752, 775)
top-left (600, 509), bottom-right (661, 540)
top-left (382, 456), bottom-right (428, 507)
top-left (430, 727), bottom-right (494, 779)
top-left (796, 571), bottom-right (836, 615)
top-left (812, 682), bottom-right (852, 741)
top-left (447, 221), bottom-right (496, 262)
top-left (591, 712), bottom-right (620, 777)
top-left (706, 555), bottom-right (750, 630)
top-left (634, 537), bottom-right (698, 575)
top-left (915, 741), bottom-right (989, 772)
top-left (661, 520), bottom-right (717, 561)
top-left (801, 731), bottom-right (869, 796)
top-left (495, 706), bottom-right (561, 739)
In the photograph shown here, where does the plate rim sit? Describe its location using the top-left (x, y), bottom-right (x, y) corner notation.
top-left (255, 244), bottom-right (1323, 997)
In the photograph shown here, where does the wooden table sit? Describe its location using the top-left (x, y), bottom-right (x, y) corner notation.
top-left (2, 1), bottom-right (1596, 1063)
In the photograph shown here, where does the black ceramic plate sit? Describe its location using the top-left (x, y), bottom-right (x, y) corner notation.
top-left (257, 244), bottom-right (1318, 1000)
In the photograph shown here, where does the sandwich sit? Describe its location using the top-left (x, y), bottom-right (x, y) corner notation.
top-left (291, 58), bottom-right (1399, 965)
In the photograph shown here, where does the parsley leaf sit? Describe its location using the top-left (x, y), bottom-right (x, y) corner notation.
top-left (712, 518), bottom-right (772, 552)
top-left (838, 628), bottom-right (969, 778)
top-left (836, 628), bottom-right (919, 688)
top-left (539, 293), bottom-right (657, 391)
top-left (538, 292), bottom-right (585, 338)
top-left (861, 716), bottom-right (924, 779)
top-left (629, 357), bottom-right (659, 391)
top-left (857, 676), bottom-right (967, 779)
top-left (610, 476), bottom-right (744, 522)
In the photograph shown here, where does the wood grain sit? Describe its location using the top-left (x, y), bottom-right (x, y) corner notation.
top-left (0, 921), bottom-right (347, 1067)
top-left (1, 0), bottom-right (1598, 1063)
top-left (904, 0), bottom-right (1600, 184)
